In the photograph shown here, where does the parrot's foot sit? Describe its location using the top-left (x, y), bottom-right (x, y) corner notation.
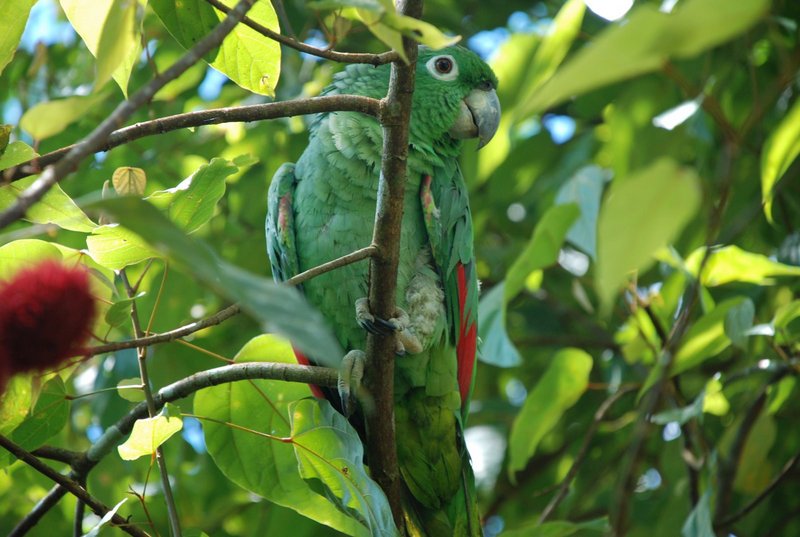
top-left (355, 298), bottom-right (423, 355)
top-left (338, 350), bottom-right (365, 418)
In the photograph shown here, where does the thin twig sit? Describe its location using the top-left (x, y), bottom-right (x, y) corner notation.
top-left (0, 435), bottom-right (150, 537)
top-left (361, 0), bottom-right (422, 526)
top-left (121, 271), bottom-right (182, 537)
top-left (3, 95), bottom-right (381, 182)
top-left (715, 447), bottom-right (800, 529)
top-left (286, 244), bottom-right (377, 286)
top-left (0, 0), bottom-right (257, 229)
top-left (205, 0), bottom-right (398, 65)
top-left (538, 387), bottom-right (636, 524)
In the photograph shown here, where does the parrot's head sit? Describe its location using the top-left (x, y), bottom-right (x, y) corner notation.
top-left (412, 45), bottom-right (500, 151)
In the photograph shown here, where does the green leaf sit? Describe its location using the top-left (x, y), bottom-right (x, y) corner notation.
top-left (555, 165), bottom-right (607, 259)
top-left (104, 292), bottom-right (145, 328)
top-left (0, 140), bottom-right (37, 171)
top-left (501, 517), bottom-right (609, 537)
top-left (116, 378), bottom-right (146, 403)
top-left (0, 176), bottom-right (97, 232)
top-left (702, 377), bottom-right (729, 416)
top-left (687, 245), bottom-right (800, 286)
top-left (724, 298), bottom-right (754, 350)
top-left (60, 0), bottom-right (141, 95)
top-left (290, 398), bottom-right (399, 536)
top-left (151, 0), bottom-right (281, 96)
top-left (774, 300), bottom-right (800, 329)
top-left (83, 196), bottom-right (345, 366)
top-left (527, 0), bottom-right (769, 112)
top-left (681, 489), bottom-right (714, 537)
top-left (0, 239), bottom-right (63, 278)
top-left (733, 413), bottom-right (776, 493)
top-left (0, 375), bottom-right (33, 437)
top-left (147, 158), bottom-right (236, 232)
top-left (20, 93), bottom-right (107, 140)
top-left (87, 224), bottom-right (161, 270)
top-left (477, 283), bottom-right (521, 367)
top-left (112, 166), bottom-right (147, 196)
top-left (762, 96), bottom-right (800, 223)
top-left (508, 348), bottom-right (592, 477)
top-left (596, 158), bottom-right (701, 312)
top-left (118, 406), bottom-right (184, 460)
top-left (7, 377), bottom-right (69, 464)
top-left (0, 0), bottom-right (35, 76)
top-left (505, 203), bottom-right (580, 301)
top-left (195, 334), bottom-right (365, 535)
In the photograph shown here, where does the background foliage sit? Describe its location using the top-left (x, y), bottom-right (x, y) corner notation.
top-left (1, 0), bottom-right (800, 536)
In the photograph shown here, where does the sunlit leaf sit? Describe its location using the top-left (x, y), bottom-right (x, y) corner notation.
top-left (477, 283), bottom-right (521, 367)
top-left (0, 176), bottom-right (97, 232)
top-left (773, 300), bottom-right (800, 329)
top-left (195, 335), bottom-right (366, 535)
top-left (87, 224), bottom-right (161, 270)
top-left (767, 377), bottom-right (795, 415)
top-left (505, 203), bottom-right (580, 301)
top-left (702, 377), bottom-right (729, 416)
top-left (151, 0), bottom-right (281, 96)
top-left (0, 375), bottom-right (33, 437)
top-left (84, 196), bottom-right (345, 366)
top-left (527, 0), bottom-right (769, 112)
top-left (20, 93), bottom-right (107, 140)
top-left (0, 140), bottom-right (37, 171)
top-left (686, 245), bottom-right (800, 286)
top-left (118, 406), bottom-right (183, 460)
top-left (761, 96), bottom-right (800, 223)
top-left (83, 499), bottom-right (127, 537)
top-left (290, 398), bottom-right (398, 536)
top-left (116, 378), bottom-right (145, 403)
top-left (508, 348), bottom-right (592, 477)
top-left (112, 166), bottom-right (146, 196)
top-left (60, 0), bottom-right (141, 95)
top-left (0, 0), bottom-right (35, 76)
top-left (596, 158), bottom-right (701, 311)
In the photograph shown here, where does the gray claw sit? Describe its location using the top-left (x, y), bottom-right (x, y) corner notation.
top-left (338, 350), bottom-right (365, 417)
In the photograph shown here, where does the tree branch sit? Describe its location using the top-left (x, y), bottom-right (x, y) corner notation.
top-left (3, 95), bottom-right (380, 183)
top-left (361, 0), bottom-right (422, 527)
top-left (10, 362), bottom-right (338, 534)
top-left (205, 0), bottom-right (398, 65)
top-left (0, 435), bottom-right (150, 537)
top-left (0, 0), bottom-right (257, 229)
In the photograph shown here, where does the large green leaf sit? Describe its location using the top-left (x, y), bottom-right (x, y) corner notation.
top-left (2, 377), bottom-right (69, 468)
top-left (555, 165), bottom-right (607, 259)
top-left (596, 158), bottom-right (701, 311)
top-left (87, 224), bottom-right (161, 270)
top-left (508, 348), bottom-right (592, 476)
top-left (0, 376), bottom-right (33, 437)
top-left (681, 490), bottom-right (714, 537)
top-left (501, 517), bottom-right (609, 537)
top-left (0, 176), bottom-right (97, 233)
top-left (686, 245), bottom-right (800, 286)
top-left (0, 140), bottom-right (37, 171)
top-left (761, 94), bottom-right (800, 223)
top-left (60, 0), bottom-right (141, 95)
top-left (526, 0), bottom-right (770, 112)
top-left (83, 196), bottom-right (344, 366)
top-left (505, 203), bottom-right (580, 301)
top-left (195, 335), bottom-right (365, 535)
top-left (147, 158), bottom-right (237, 232)
top-left (151, 0), bottom-right (281, 96)
top-left (478, 283), bottom-right (521, 367)
top-left (19, 93), bottom-right (107, 140)
top-left (0, 1), bottom-right (35, 76)
top-left (290, 398), bottom-right (398, 537)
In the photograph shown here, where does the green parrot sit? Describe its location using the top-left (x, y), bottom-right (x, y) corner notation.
top-left (266, 45), bottom-right (499, 536)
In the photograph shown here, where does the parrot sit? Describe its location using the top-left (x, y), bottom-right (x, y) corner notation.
top-left (266, 45), bottom-right (499, 536)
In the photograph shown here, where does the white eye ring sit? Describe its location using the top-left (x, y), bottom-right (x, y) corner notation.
top-left (426, 55), bottom-right (459, 81)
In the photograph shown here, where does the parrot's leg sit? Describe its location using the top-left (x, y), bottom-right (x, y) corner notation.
top-left (338, 349), bottom-right (366, 417)
top-left (355, 297), bottom-right (423, 355)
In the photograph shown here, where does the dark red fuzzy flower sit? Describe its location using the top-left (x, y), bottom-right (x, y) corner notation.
top-left (0, 260), bottom-right (96, 389)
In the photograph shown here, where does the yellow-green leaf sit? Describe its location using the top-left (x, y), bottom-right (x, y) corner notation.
top-left (118, 412), bottom-right (183, 460)
top-left (20, 93), bottom-right (107, 140)
top-left (0, 176), bottom-right (97, 232)
top-left (87, 224), bottom-right (160, 270)
top-left (508, 348), bottom-right (592, 477)
top-left (112, 166), bottom-right (147, 196)
top-left (596, 158), bottom-right (701, 312)
top-left (0, 140), bottom-right (37, 171)
top-left (761, 94), bottom-right (800, 223)
top-left (0, 1), bottom-right (36, 76)
top-left (686, 245), bottom-right (800, 286)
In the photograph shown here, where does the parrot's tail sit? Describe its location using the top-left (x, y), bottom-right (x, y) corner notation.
top-left (402, 460), bottom-right (482, 537)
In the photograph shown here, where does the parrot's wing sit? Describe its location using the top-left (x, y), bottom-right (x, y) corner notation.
top-left (266, 163), bottom-right (300, 284)
top-left (420, 166), bottom-right (479, 416)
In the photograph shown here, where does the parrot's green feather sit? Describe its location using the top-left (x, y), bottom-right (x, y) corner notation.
top-left (266, 45), bottom-right (496, 536)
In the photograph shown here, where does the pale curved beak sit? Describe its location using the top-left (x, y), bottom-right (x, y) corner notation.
top-left (449, 87), bottom-right (501, 149)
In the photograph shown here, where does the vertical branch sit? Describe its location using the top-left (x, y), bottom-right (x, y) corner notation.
top-left (121, 271), bottom-right (182, 537)
top-left (363, 0), bottom-right (423, 527)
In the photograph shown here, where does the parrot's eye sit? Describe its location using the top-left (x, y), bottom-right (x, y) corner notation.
top-left (426, 55), bottom-right (459, 81)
